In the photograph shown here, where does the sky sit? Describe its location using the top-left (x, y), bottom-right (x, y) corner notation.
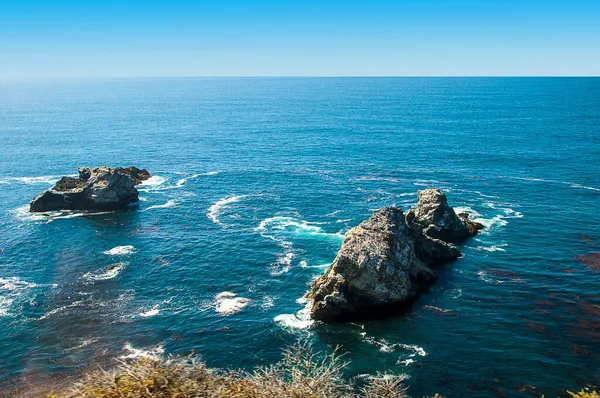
top-left (1, 0), bottom-right (599, 78)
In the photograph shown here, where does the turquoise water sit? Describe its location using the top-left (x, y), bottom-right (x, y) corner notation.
top-left (1, 78), bottom-right (599, 396)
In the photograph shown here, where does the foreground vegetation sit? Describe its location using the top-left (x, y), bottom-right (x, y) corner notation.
top-left (48, 343), bottom-right (426, 398)
top-left (45, 343), bottom-right (597, 398)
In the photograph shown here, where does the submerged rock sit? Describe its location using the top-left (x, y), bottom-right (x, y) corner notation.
top-left (308, 188), bottom-right (482, 321)
top-left (29, 166), bottom-right (151, 212)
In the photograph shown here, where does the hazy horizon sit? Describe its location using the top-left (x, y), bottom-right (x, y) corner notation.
top-left (1, 0), bottom-right (599, 79)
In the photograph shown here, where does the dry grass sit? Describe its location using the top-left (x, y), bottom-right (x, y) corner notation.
top-left (48, 342), bottom-right (411, 398)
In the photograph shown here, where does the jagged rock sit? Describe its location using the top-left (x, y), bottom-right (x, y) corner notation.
top-left (29, 166), bottom-right (151, 212)
top-left (412, 188), bottom-right (479, 243)
top-left (114, 166), bottom-right (152, 185)
top-left (457, 212), bottom-right (485, 236)
top-left (308, 188), bottom-right (482, 321)
top-left (307, 207), bottom-right (435, 321)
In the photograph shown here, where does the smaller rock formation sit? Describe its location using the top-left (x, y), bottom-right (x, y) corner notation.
top-left (408, 188), bottom-right (483, 243)
top-left (29, 166), bottom-right (151, 212)
top-left (114, 166), bottom-right (152, 185)
top-left (308, 188), bottom-right (483, 321)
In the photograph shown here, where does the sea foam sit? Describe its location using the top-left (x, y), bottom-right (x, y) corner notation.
top-left (103, 245), bottom-right (136, 256)
top-left (215, 292), bottom-right (251, 315)
top-left (207, 195), bottom-right (249, 226)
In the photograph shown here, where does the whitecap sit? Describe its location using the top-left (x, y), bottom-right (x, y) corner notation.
top-left (473, 245), bottom-right (507, 252)
top-left (271, 252), bottom-right (294, 276)
top-left (207, 194), bottom-right (249, 226)
top-left (256, 216), bottom-right (343, 241)
top-left (143, 200), bottom-right (176, 212)
top-left (274, 303), bottom-right (314, 330)
top-left (0, 277), bottom-right (38, 291)
top-left (571, 183), bottom-right (600, 192)
top-left (139, 175), bottom-right (166, 188)
top-left (0, 297), bottom-right (14, 317)
top-left (11, 205), bottom-right (115, 224)
top-left (139, 304), bottom-right (160, 318)
top-left (261, 296), bottom-right (275, 310)
top-left (299, 260), bottom-right (331, 269)
top-left (0, 277), bottom-right (54, 317)
top-left (83, 262), bottom-right (126, 281)
top-left (120, 343), bottom-right (165, 360)
top-left (477, 270), bottom-right (504, 284)
top-left (399, 344), bottom-right (427, 357)
top-left (103, 245), bottom-right (135, 256)
top-left (39, 300), bottom-right (85, 320)
top-left (12, 175), bottom-right (68, 185)
top-left (215, 292), bottom-right (251, 315)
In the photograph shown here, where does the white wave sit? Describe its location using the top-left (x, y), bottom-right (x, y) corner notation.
top-left (0, 297), bottom-right (14, 317)
top-left (256, 216), bottom-right (342, 241)
top-left (261, 296), bottom-right (275, 310)
top-left (207, 195), bottom-right (249, 226)
top-left (336, 218), bottom-right (352, 223)
top-left (139, 304), bottom-right (160, 318)
top-left (143, 200), bottom-right (176, 212)
top-left (299, 260), bottom-right (331, 269)
top-left (39, 300), bottom-right (84, 320)
top-left (120, 343), bottom-right (165, 360)
top-left (506, 176), bottom-right (600, 192)
top-left (0, 277), bottom-right (52, 317)
top-left (477, 270), bottom-right (504, 284)
top-left (511, 176), bottom-right (547, 182)
top-left (62, 338), bottom-right (98, 354)
top-left (453, 206), bottom-right (482, 218)
top-left (83, 262), bottom-right (126, 281)
top-left (397, 359), bottom-right (415, 366)
top-left (202, 171), bottom-right (220, 176)
top-left (271, 252), bottom-right (294, 276)
top-left (399, 344), bottom-right (427, 357)
top-left (352, 176), bottom-right (402, 183)
top-left (0, 277), bottom-right (38, 291)
top-left (51, 211), bottom-right (115, 220)
top-left (11, 205), bottom-right (115, 224)
top-left (571, 183), bottom-right (600, 192)
top-left (139, 175), bottom-right (166, 188)
top-left (274, 303), bottom-right (314, 330)
top-left (12, 175), bottom-right (68, 185)
top-left (103, 245), bottom-right (135, 256)
top-left (363, 336), bottom-right (427, 357)
top-left (454, 206), bottom-right (511, 233)
top-left (215, 292), bottom-right (251, 315)
top-left (473, 245), bottom-right (507, 252)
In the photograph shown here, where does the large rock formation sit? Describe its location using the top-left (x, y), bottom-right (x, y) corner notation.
top-left (29, 166), bottom-right (151, 212)
top-left (307, 188), bottom-right (482, 321)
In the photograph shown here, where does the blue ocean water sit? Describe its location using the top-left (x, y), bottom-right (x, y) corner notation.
top-left (0, 77), bottom-right (599, 397)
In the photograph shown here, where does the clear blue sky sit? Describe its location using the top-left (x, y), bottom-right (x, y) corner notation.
top-left (1, 0), bottom-right (599, 78)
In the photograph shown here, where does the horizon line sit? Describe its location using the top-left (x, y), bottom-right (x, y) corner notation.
top-left (1, 75), bottom-right (599, 82)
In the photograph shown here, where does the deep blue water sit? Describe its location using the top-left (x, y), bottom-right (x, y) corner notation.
top-left (1, 77), bottom-right (599, 397)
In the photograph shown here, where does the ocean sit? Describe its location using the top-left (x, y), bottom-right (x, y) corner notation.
top-left (0, 77), bottom-right (599, 397)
